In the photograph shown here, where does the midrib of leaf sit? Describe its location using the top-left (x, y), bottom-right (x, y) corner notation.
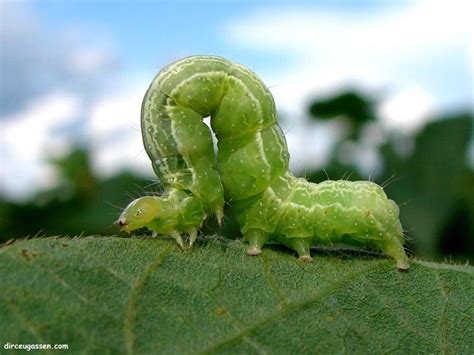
top-left (123, 246), bottom-right (171, 355)
top-left (433, 269), bottom-right (449, 354)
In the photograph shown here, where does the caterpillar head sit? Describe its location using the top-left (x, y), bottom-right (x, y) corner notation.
top-left (117, 196), bottom-right (160, 233)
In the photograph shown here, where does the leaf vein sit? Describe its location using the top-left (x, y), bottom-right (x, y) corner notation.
top-left (123, 246), bottom-right (171, 355)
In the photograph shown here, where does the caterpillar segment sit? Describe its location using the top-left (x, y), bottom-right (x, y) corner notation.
top-left (118, 55), bottom-right (409, 269)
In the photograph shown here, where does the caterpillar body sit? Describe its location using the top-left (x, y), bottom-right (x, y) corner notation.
top-left (118, 55), bottom-right (409, 270)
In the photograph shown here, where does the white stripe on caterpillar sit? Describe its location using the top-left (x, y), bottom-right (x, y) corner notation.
top-left (118, 55), bottom-right (410, 270)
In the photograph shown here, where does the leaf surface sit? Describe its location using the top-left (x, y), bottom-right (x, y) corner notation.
top-left (1, 237), bottom-right (473, 354)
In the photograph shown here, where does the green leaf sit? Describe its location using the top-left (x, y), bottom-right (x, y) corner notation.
top-left (1, 237), bottom-right (473, 354)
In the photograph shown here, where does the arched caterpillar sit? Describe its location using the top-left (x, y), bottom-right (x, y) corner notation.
top-left (118, 55), bottom-right (409, 270)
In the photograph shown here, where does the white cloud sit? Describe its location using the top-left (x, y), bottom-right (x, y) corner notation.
top-left (0, 92), bottom-right (80, 199)
top-left (0, 1), bottom-right (118, 115)
top-left (69, 46), bottom-right (117, 77)
top-left (225, 0), bottom-right (473, 173)
top-left (226, 0), bottom-right (472, 116)
top-left (229, 1), bottom-right (472, 50)
top-left (0, 85), bottom-right (155, 199)
top-left (286, 120), bottom-right (344, 173)
top-left (86, 88), bottom-right (152, 177)
top-left (378, 86), bottom-right (435, 133)
top-left (0, 1), bottom-right (121, 199)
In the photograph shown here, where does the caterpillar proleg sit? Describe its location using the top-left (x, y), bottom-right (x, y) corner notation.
top-left (118, 56), bottom-right (409, 270)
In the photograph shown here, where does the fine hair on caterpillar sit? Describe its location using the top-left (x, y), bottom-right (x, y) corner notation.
top-left (117, 55), bottom-right (410, 270)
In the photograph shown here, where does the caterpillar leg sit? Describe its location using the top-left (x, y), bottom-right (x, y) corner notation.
top-left (286, 238), bottom-right (313, 263)
top-left (216, 207), bottom-right (224, 227)
top-left (170, 229), bottom-right (198, 249)
top-left (187, 228), bottom-right (198, 247)
top-left (245, 229), bottom-right (269, 256)
top-left (382, 237), bottom-right (410, 270)
top-left (171, 231), bottom-right (185, 249)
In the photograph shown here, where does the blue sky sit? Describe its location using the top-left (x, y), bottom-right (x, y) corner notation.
top-left (33, 1), bottom-right (392, 72)
top-left (33, 1), bottom-right (288, 79)
top-left (1, 0), bottom-right (472, 199)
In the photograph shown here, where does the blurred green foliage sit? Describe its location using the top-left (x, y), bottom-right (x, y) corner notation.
top-left (307, 90), bottom-right (473, 262)
top-left (0, 150), bottom-right (150, 239)
top-left (1, 90), bottom-right (472, 263)
top-left (309, 90), bottom-right (377, 140)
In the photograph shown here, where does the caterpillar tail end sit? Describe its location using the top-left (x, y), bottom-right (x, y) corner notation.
top-left (396, 259), bottom-right (410, 271)
top-left (383, 237), bottom-right (410, 271)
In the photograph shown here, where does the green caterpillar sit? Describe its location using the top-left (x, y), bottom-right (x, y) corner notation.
top-left (118, 55), bottom-right (409, 270)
